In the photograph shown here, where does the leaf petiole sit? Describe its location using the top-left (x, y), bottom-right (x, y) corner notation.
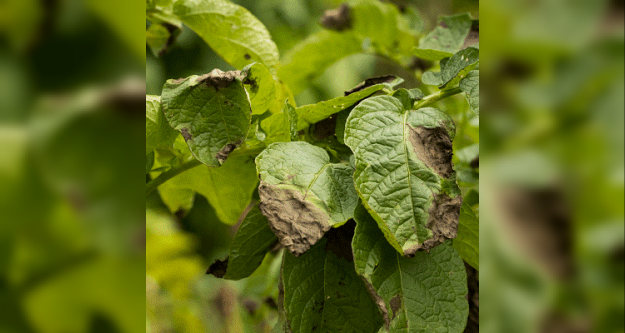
top-left (413, 87), bottom-right (463, 109)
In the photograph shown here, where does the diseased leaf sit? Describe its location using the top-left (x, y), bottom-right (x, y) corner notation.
top-left (256, 142), bottom-right (358, 256)
top-left (352, 204), bottom-right (469, 333)
top-left (173, 0), bottom-right (280, 72)
top-left (242, 62), bottom-right (281, 115)
top-left (161, 69), bottom-right (251, 166)
top-left (156, 153), bottom-right (258, 225)
top-left (279, 30), bottom-right (362, 95)
top-left (344, 95), bottom-right (462, 256)
top-left (282, 225), bottom-right (384, 333)
top-left (146, 95), bottom-right (178, 155)
top-left (453, 200), bottom-right (479, 270)
top-left (418, 13), bottom-right (472, 54)
top-left (460, 70), bottom-right (479, 114)
top-left (208, 204), bottom-right (278, 279)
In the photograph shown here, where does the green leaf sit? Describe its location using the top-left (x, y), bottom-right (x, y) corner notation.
top-left (412, 48), bottom-right (453, 61)
top-left (242, 62), bottom-right (281, 115)
top-left (146, 22), bottom-right (180, 57)
top-left (439, 47), bottom-right (479, 89)
top-left (421, 71), bottom-right (443, 86)
top-left (453, 201), bottom-right (479, 270)
top-left (344, 95), bottom-right (462, 256)
top-left (255, 142), bottom-right (358, 256)
top-left (146, 95), bottom-right (178, 155)
top-left (421, 47), bottom-right (478, 90)
top-left (173, 0), bottom-right (280, 73)
top-left (334, 108), bottom-right (351, 145)
top-left (352, 204), bottom-right (469, 333)
top-left (459, 70), bottom-right (479, 114)
top-left (207, 204), bottom-right (278, 280)
top-left (284, 101), bottom-right (298, 141)
top-left (161, 70), bottom-right (251, 166)
top-left (418, 13), bottom-right (472, 54)
top-left (279, 30), bottom-right (362, 95)
top-left (282, 231), bottom-right (384, 332)
top-left (156, 153), bottom-right (259, 225)
top-left (260, 77), bottom-right (395, 145)
top-left (295, 83), bottom-right (390, 131)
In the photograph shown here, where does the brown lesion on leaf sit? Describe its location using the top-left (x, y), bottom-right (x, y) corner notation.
top-left (320, 3), bottom-right (352, 31)
top-left (258, 181), bottom-right (331, 256)
top-left (207, 257), bottom-right (229, 278)
top-left (344, 75), bottom-right (398, 96)
top-left (199, 68), bottom-right (243, 91)
top-left (409, 193), bottom-right (462, 253)
top-left (407, 125), bottom-right (454, 179)
top-left (389, 295), bottom-right (402, 319)
top-left (244, 53), bottom-right (251, 60)
top-left (216, 140), bottom-right (242, 164)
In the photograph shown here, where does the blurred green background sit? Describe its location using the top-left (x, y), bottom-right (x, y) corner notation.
top-left (0, 0), bottom-right (144, 332)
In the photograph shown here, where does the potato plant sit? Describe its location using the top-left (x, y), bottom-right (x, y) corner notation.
top-left (147, 0), bottom-right (479, 332)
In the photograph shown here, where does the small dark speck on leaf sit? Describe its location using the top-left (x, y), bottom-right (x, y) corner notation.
top-left (244, 53), bottom-right (251, 60)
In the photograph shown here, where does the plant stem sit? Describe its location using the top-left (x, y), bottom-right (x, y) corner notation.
top-left (145, 146), bottom-right (265, 196)
top-left (413, 87), bottom-right (463, 109)
top-left (146, 159), bottom-right (202, 195)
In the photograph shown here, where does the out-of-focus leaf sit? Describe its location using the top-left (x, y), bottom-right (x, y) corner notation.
top-left (208, 204), bottom-right (278, 280)
top-left (280, 0), bottom-right (415, 95)
top-left (146, 22), bottom-right (180, 57)
top-left (88, 0), bottom-right (146, 61)
top-left (146, 95), bottom-right (178, 155)
top-left (23, 258), bottom-right (145, 333)
top-left (418, 13), bottom-right (472, 54)
top-left (453, 201), bottom-right (479, 270)
top-left (282, 235), bottom-right (383, 332)
top-left (172, 0), bottom-right (280, 73)
top-left (156, 153), bottom-right (258, 225)
top-left (412, 49), bottom-right (453, 61)
top-left (242, 62), bottom-right (281, 115)
top-left (161, 70), bottom-right (251, 167)
top-left (344, 95), bottom-right (462, 256)
top-left (255, 142), bottom-right (358, 256)
top-left (460, 70), bottom-right (479, 114)
top-left (279, 30), bottom-right (362, 95)
top-left (352, 204), bottom-right (469, 333)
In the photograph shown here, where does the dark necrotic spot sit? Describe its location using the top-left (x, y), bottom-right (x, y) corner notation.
top-left (244, 53), bottom-right (251, 60)
top-left (390, 295), bottom-right (402, 319)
